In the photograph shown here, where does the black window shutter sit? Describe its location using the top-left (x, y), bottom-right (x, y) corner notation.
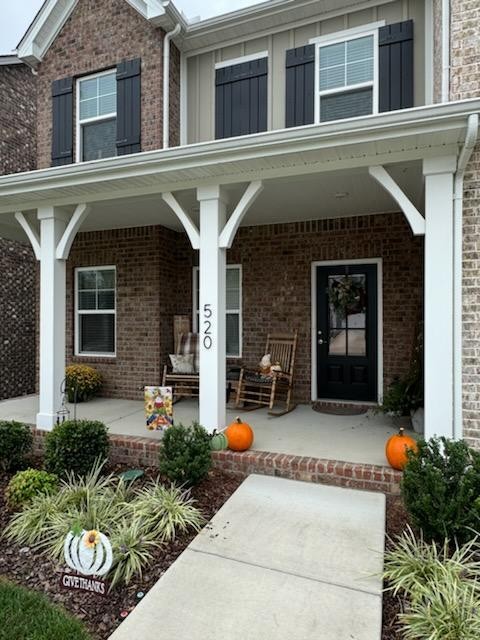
top-left (51, 78), bottom-right (73, 166)
top-left (116, 58), bottom-right (141, 155)
top-left (379, 20), bottom-right (414, 112)
top-left (285, 45), bottom-right (315, 128)
top-left (215, 58), bottom-right (268, 139)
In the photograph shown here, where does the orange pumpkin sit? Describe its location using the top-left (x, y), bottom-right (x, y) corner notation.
top-left (225, 417), bottom-right (254, 452)
top-left (385, 427), bottom-right (418, 470)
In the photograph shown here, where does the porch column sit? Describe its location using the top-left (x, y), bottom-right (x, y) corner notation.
top-left (197, 185), bottom-right (227, 433)
top-left (423, 157), bottom-right (457, 440)
top-left (37, 207), bottom-right (68, 430)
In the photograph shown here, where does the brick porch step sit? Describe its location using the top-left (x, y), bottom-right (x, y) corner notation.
top-left (32, 430), bottom-right (402, 494)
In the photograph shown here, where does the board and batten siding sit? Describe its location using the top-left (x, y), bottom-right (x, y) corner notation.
top-left (186, 0), bottom-right (426, 143)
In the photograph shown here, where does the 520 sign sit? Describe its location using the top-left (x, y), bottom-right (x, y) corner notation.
top-left (202, 304), bottom-right (214, 350)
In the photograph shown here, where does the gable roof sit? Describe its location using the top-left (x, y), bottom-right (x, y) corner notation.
top-left (17, 0), bottom-right (187, 65)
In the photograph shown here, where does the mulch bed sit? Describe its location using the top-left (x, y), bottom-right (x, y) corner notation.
top-left (0, 465), bottom-right (409, 640)
top-left (0, 466), bottom-right (243, 640)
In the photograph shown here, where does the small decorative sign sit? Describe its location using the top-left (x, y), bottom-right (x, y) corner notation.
top-left (145, 386), bottom-right (173, 431)
top-left (61, 528), bottom-right (113, 596)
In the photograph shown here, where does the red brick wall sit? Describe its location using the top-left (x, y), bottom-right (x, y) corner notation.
top-left (66, 225), bottom-right (191, 399)
top-left (64, 212), bottom-right (423, 403)
top-left (0, 63), bottom-right (37, 176)
top-left (36, 0), bottom-right (180, 169)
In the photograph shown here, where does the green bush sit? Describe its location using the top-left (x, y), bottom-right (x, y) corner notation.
top-left (402, 437), bottom-right (480, 545)
top-left (384, 528), bottom-right (480, 640)
top-left (0, 421), bottom-right (33, 472)
top-left (159, 423), bottom-right (212, 486)
top-left (6, 469), bottom-right (59, 510)
top-left (44, 420), bottom-right (109, 477)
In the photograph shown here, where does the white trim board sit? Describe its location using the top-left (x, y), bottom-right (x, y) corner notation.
top-left (310, 258), bottom-right (383, 404)
top-left (215, 51), bottom-right (269, 69)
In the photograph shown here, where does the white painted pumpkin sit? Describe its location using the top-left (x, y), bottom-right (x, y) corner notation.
top-left (64, 529), bottom-right (113, 577)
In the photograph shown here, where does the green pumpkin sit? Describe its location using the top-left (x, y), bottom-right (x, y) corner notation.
top-left (210, 432), bottom-right (228, 451)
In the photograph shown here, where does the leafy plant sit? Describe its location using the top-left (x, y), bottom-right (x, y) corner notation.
top-left (384, 528), bottom-right (480, 640)
top-left (0, 421), bottom-right (33, 472)
top-left (6, 469), bottom-right (59, 510)
top-left (65, 364), bottom-right (102, 402)
top-left (132, 480), bottom-right (205, 540)
top-left (159, 423), bottom-right (212, 486)
top-left (109, 519), bottom-right (161, 588)
top-left (402, 437), bottom-right (480, 545)
top-left (44, 420), bottom-right (110, 477)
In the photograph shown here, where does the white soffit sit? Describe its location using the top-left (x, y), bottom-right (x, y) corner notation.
top-left (16, 0), bottom-right (183, 65)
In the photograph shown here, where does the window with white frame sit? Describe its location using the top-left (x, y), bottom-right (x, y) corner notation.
top-left (193, 266), bottom-right (242, 357)
top-left (76, 267), bottom-right (116, 356)
top-left (77, 70), bottom-right (117, 161)
top-left (316, 31), bottom-right (377, 123)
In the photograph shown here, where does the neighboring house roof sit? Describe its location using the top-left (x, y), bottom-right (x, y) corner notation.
top-left (17, 0), bottom-right (397, 63)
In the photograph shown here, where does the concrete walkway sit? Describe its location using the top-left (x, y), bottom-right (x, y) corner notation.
top-left (110, 475), bottom-right (385, 640)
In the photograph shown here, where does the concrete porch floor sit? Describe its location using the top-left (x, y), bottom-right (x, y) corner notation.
top-left (0, 395), bottom-right (412, 467)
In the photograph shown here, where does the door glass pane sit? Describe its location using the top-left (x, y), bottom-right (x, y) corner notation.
top-left (329, 329), bottom-right (346, 356)
top-left (348, 330), bottom-right (366, 356)
top-left (346, 274), bottom-right (366, 329)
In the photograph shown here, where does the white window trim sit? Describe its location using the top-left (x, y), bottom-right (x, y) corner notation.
top-left (311, 24), bottom-right (382, 125)
top-left (75, 69), bottom-right (117, 163)
top-left (193, 265), bottom-right (242, 358)
top-left (310, 258), bottom-right (383, 404)
top-left (215, 50), bottom-right (269, 70)
top-left (75, 265), bottom-right (117, 358)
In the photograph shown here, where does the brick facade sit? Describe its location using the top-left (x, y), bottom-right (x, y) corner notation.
top-left (0, 62), bottom-right (37, 401)
top-left (0, 239), bottom-right (36, 401)
top-left (0, 62), bottom-right (37, 175)
top-left (36, 0), bottom-right (180, 169)
top-left (65, 212), bottom-right (423, 404)
top-left (449, 0), bottom-right (480, 447)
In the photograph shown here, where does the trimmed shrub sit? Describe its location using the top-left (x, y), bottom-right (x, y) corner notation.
top-left (0, 421), bottom-right (33, 472)
top-left (402, 437), bottom-right (480, 545)
top-left (45, 420), bottom-right (109, 477)
top-left (159, 423), bottom-right (212, 486)
top-left (6, 469), bottom-right (59, 510)
top-left (65, 365), bottom-right (102, 402)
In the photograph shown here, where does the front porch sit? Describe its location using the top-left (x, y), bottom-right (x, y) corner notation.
top-left (0, 394), bottom-right (405, 492)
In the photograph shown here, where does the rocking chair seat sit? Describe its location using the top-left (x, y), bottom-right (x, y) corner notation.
top-left (244, 371), bottom-right (274, 384)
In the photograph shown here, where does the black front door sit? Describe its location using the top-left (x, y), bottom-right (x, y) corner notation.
top-left (316, 264), bottom-right (377, 401)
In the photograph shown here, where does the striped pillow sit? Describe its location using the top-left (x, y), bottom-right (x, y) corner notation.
top-left (177, 332), bottom-right (200, 373)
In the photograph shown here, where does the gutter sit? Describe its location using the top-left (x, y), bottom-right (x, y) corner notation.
top-left (453, 113), bottom-right (478, 439)
top-left (163, 23), bottom-right (181, 149)
top-left (442, 0), bottom-right (450, 101)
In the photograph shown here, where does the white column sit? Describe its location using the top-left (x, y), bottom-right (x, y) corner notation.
top-left (37, 207), bottom-right (68, 430)
top-left (423, 156), bottom-right (457, 440)
top-left (197, 185), bottom-right (227, 433)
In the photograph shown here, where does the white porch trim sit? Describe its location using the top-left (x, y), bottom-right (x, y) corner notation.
top-left (14, 212), bottom-right (41, 260)
top-left (423, 155), bottom-right (457, 440)
top-left (218, 181), bottom-right (264, 249)
top-left (56, 203), bottom-right (90, 260)
top-left (162, 192), bottom-right (200, 249)
top-left (368, 166), bottom-right (425, 236)
top-left (310, 258), bottom-right (383, 405)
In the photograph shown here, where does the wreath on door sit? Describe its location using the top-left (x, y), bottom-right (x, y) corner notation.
top-left (328, 276), bottom-right (365, 314)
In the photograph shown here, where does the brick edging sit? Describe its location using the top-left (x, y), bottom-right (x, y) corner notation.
top-left (32, 429), bottom-right (402, 494)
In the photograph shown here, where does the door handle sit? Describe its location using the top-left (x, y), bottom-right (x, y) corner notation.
top-left (318, 339), bottom-right (324, 345)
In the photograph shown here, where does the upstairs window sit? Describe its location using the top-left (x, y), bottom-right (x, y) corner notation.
top-left (316, 32), bottom-right (377, 123)
top-left (77, 70), bottom-right (117, 161)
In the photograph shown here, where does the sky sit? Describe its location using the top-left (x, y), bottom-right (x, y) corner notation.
top-left (0, 0), bottom-right (266, 54)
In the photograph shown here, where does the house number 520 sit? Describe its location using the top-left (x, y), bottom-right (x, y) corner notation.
top-left (203, 304), bottom-right (213, 350)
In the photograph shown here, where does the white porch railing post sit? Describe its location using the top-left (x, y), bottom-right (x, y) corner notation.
top-left (37, 206), bottom-right (68, 430)
top-left (197, 185), bottom-right (227, 433)
top-left (423, 156), bottom-right (457, 440)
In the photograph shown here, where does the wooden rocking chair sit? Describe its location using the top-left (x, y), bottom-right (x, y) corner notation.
top-left (235, 331), bottom-right (298, 416)
top-left (162, 332), bottom-right (199, 402)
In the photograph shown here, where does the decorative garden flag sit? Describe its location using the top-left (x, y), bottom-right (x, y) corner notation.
top-left (145, 386), bottom-right (173, 431)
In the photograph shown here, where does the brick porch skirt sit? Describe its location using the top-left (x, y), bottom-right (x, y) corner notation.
top-left (32, 430), bottom-right (402, 494)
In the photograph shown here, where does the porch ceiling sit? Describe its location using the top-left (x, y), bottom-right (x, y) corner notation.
top-left (0, 100), bottom-right (478, 240)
